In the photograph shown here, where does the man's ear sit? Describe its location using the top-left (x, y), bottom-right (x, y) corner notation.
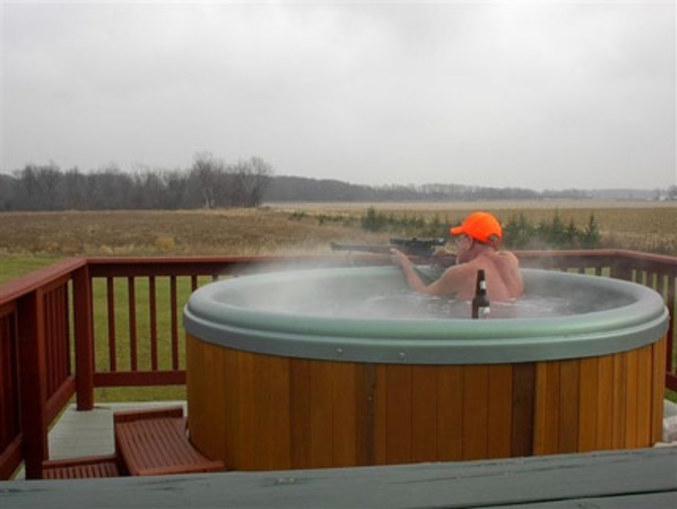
top-left (487, 234), bottom-right (502, 249)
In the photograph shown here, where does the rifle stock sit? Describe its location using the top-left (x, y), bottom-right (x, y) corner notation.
top-left (330, 237), bottom-right (456, 268)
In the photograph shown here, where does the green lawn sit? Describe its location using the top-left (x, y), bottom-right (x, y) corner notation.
top-left (0, 255), bottom-right (62, 285)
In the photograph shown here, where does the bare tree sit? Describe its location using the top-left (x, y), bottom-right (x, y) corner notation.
top-left (190, 152), bottom-right (225, 209)
top-left (230, 157), bottom-right (273, 207)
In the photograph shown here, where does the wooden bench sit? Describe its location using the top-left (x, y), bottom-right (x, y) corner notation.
top-left (42, 454), bottom-right (121, 480)
top-left (114, 406), bottom-right (224, 476)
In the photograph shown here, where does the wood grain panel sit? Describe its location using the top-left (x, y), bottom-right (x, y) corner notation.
top-left (578, 357), bottom-right (599, 451)
top-left (385, 365), bottom-right (412, 464)
top-left (511, 363), bottom-right (535, 457)
top-left (534, 361), bottom-right (560, 455)
top-left (636, 345), bottom-right (652, 447)
top-left (309, 360), bottom-right (334, 467)
top-left (462, 365), bottom-right (489, 460)
top-left (558, 359), bottom-right (580, 453)
top-left (651, 336), bottom-right (667, 443)
top-left (373, 365), bottom-right (388, 465)
top-left (289, 358), bottom-right (311, 468)
top-left (596, 355), bottom-right (614, 450)
top-left (437, 366), bottom-right (463, 461)
top-left (623, 350), bottom-right (639, 449)
top-left (487, 365), bottom-right (512, 459)
top-left (333, 362), bottom-right (357, 466)
top-left (186, 334), bottom-right (666, 471)
top-left (355, 364), bottom-right (376, 466)
top-left (611, 353), bottom-right (626, 449)
top-left (411, 366), bottom-right (437, 462)
top-left (229, 350), bottom-right (254, 469)
top-left (255, 353), bottom-right (291, 470)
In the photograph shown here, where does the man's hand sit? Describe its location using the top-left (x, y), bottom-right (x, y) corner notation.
top-left (390, 248), bottom-right (410, 267)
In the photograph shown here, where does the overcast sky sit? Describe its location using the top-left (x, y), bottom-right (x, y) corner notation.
top-left (1, 0), bottom-right (675, 190)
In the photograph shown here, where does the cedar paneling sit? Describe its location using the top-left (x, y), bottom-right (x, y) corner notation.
top-left (578, 357), bottom-right (599, 451)
top-left (437, 366), bottom-right (463, 461)
top-left (186, 334), bottom-right (666, 471)
top-left (462, 365), bottom-right (489, 460)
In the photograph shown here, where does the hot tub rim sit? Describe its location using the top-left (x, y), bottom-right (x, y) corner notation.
top-left (183, 267), bottom-right (669, 365)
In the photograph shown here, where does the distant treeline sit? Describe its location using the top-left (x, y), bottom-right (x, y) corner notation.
top-left (1, 159), bottom-right (674, 211)
top-left (265, 177), bottom-right (591, 202)
top-left (0, 154), bottom-right (273, 211)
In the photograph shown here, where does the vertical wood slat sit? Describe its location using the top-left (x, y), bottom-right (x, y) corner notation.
top-left (17, 290), bottom-right (49, 479)
top-left (652, 336), bottom-right (667, 443)
top-left (45, 290), bottom-right (56, 396)
top-left (355, 363), bottom-right (376, 466)
top-left (462, 365), bottom-right (489, 460)
top-left (533, 362), bottom-right (560, 455)
top-left (578, 357), bottom-right (598, 451)
top-left (127, 277), bottom-right (137, 371)
top-left (596, 355), bottom-right (614, 450)
top-left (170, 276), bottom-right (179, 370)
top-left (106, 277), bottom-right (116, 372)
top-left (437, 366), bottom-right (463, 461)
top-left (253, 353), bottom-right (291, 470)
top-left (385, 365), bottom-right (412, 464)
top-left (73, 265), bottom-right (94, 410)
top-left (611, 353), bottom-right (626, 449)
top-left (624, 350), bottom-right (639, 449)
top-left (636, 345), bottom-right (653, 447)
top-left (0, 306), bottom-right (19, 453)
top-left (290, 358), bottom-right (311, 469)
top-left (149, 276), bottom-right (158, 371)
top-left (309, 360), bottom-right (333, 468)
top-left (333, 362), bottom-right (358, 466)
top-left (558, 360), bottom-right (580, 453)
top-left (511, 363), bottom-right (535, 457)
top-left (487, 365), bottom-right (512, 458)
top-left (373, 365), bottom-right (387, 465)
top-left (411, 366), bottom-right (437, 463)
top-left (665, 272), bottom-right (675, 376)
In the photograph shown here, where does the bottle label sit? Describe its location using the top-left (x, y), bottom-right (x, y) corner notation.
top-left (478, 306), bottom-right (490, 319)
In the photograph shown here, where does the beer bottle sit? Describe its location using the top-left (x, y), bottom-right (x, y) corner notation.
top-left (472, 269), bottom-right (490, 319)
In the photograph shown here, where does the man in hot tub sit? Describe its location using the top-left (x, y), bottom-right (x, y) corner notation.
top-left (391, 211), bottom-right (524, 302)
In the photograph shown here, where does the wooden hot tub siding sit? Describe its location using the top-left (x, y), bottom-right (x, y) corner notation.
top-left (186, 334), bottom-right (666, 471)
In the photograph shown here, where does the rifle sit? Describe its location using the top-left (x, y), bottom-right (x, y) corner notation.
top-left (330, 237), bottom-right (456, 267)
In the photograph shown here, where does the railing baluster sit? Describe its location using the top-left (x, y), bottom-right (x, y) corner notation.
top-left (170, 276), bottom-right (179, 371)
top-left (17, 289), bottom-right (48, 479)
top-left (149, 276), bottom-right (158, 371)
top-left (106, 277), bottom-right (117, 372)
top-left (666, 271), bottom-right (675, 377)
top-left (73, 264), bottom-right (94, 411)
top-left (128, 277), bottom-right (137, 371)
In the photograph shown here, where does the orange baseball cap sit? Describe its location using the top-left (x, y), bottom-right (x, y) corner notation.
top-left (450, 212), bottom-right (503, 244)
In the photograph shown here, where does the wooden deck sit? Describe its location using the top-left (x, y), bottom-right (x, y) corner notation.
top-left (2, 447), bottom-right (675, 507)
top-left (13, 401), bottom-right (186, 480)
top-left (2, 401), bottom-right (676, 506)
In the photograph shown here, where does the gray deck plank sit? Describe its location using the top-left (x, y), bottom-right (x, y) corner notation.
top-left (2, 447), bottom-right (675, 508)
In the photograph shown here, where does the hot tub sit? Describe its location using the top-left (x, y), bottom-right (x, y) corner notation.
top-left (184, 267), bottom-right (668, 471)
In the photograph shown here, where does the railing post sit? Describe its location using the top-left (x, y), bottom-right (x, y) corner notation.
top-left (609, 257), bottom-right (632, 281)
top-left (17, 290), bottom-right (48, 480)
top-left (73, 265), bottom-right (95, 411)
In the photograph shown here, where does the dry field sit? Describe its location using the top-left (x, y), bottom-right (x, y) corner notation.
top-left (1, 202), bottom-right (674, 402)
top-left (0, 201), bottom-right (675, 261)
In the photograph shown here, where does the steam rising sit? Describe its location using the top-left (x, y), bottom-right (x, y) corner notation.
top-left (216, 264), bottom-right (635, 320)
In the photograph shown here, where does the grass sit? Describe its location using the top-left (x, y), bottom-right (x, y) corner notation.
top-left (1, 203), bottom-right (675, 402)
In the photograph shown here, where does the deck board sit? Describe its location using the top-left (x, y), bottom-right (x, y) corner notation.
top-left (12, 401), bottom-right (186, 480)
top-left (2, 447), bottom-right (676, 508)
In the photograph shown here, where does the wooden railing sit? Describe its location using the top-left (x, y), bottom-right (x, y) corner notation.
top-left (0, 250), bottom-right (675, 479)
